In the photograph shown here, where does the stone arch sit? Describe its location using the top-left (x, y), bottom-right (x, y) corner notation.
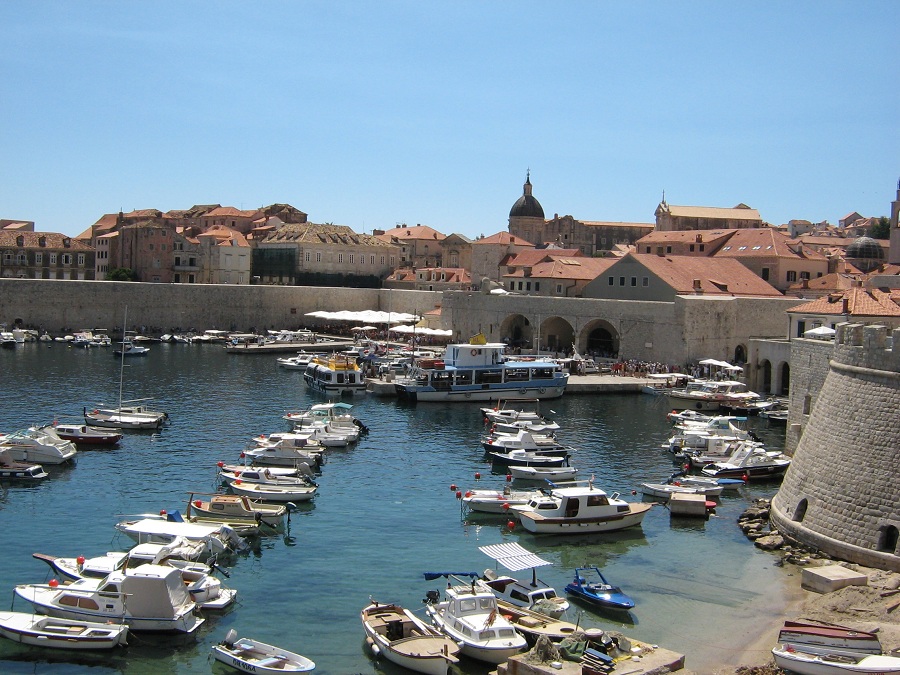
top-left (879, 525), bottom-right (899, 554)
top-left (759, 360), bottom-right (773, 395)
top-left (580, 319), bottom-right (619, 359)
top-left (778, 362), bottom-right (790, 396)
top-left (733, 344), bottom-right (747, 364)
top-left (538, 316), bottom-right (574, 354)
top-left (793, 498), bottom-right (808, 523)
top-left (499, 314), bottom-right (531, 349)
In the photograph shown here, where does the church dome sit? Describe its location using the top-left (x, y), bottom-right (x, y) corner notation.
top-left (845, 236), bottom-right (884, 261)
top-left (509, 173), bottom-right (545, 219)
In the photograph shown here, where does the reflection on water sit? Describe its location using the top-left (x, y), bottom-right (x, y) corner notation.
top-left (0, 344), bottom-right (789, 673)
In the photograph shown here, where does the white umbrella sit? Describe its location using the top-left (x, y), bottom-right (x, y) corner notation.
top-left (724, 364), bottom-right (743, 371)
top-left (350, 326), bottom-right (378, 331)
top-left (804, 326), bottom-right (835, 337)
top-left (304, 310), bottom-right (419, 324)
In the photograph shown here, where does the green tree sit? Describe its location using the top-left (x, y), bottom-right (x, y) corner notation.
top-left (106, 268), bottom-right (138, 281)
top-left (869, 216), bottom-right (890, 240)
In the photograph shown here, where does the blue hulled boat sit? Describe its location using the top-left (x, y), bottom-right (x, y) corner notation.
top-left (564, 566), bottom-right (634, 612)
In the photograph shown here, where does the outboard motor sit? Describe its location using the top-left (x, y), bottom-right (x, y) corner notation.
top-left (423, 589), bottom-right (441, 605)
top-left (222, 628), bottom-right (238, 647)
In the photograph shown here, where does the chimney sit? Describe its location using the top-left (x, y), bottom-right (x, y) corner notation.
top-left (842, 298), bottom-right (849, 314)
top-left (693, 279), bottom-right (702, 291)
top-left (800, 279), bottom-right (809, 289)
top-left (656, 246), bottom-right (665, 256)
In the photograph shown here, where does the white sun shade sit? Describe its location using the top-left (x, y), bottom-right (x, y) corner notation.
top-left (478, 543), bottom-right (551, 571)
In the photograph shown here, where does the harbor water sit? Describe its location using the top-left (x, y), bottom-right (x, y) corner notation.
top-left (0, 343), bottom-right (792, 674)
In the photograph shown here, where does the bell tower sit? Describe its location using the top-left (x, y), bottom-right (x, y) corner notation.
top-left (889, 178), bottom-right (900, 264)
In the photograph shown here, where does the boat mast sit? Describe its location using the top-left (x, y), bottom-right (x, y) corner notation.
top-left (117, 306), bottom-right (127, 410)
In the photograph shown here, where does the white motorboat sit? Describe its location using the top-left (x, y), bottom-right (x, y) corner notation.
top-left (772, 644), bottom-right (900, 674)
top-left (84, 402), bottom-right (167, 430)
top-left (667, 379), bottom-right (761, 412)
top-left (639, 480), bottom-right (723, 498)
top-left (0, 611), bottom-right (128, 650)
top-left (0, 449), bottom-right (48, 480)
top-left (476, 542), bottom-right (569, 619)
top-left (277, 351), bottom-right (326, 370)
top-left (461, 486), bottom-right (542, 514)
top-left (0, 427), bottom-right (77, 465)
top-left (211, 630), bottom-right (316, 673)
top-left (424, 581), bottom-right (527, 664)
top-left (507, 465), bottom-right (579, 482)
top-left (33, 542), bottom-right (235, 611)
top-left (114, 517), bottom-right (248, 557)
top-left (227, 479), bottom-right (317, 503)
top-left (481, 429), bottom-right (572, 456)
top-left (113, 339), bottom-right (149, 357)
top-left (284, 402), bottom-right (368, 435)
top-left (490, 418), bottom-right (561, 435)
top-left (217, 462), bottom-right (316, 482)
top-left (666, 409), bottom-right (714, 424)
top-left (489, 449), bottom-right (571, 468)
top-left (361, 601), bottom-right (460, 675)
top-left (700, 441), bottom-right (791, 479)
top-left (394, 340), bottom-right (568, 403)
top-left (15, 564), bottom-right (205, 633)
top-left (242, 442), bottom-right (324, 469)
top-left (481, 399), bottom-right (554, 425)
top-left (511, 480), bottom-right (655, 535)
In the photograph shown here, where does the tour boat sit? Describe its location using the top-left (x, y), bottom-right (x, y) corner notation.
top-left (302, 354), bottom-right (367, 397)
top-left (394, 337), bottom-right (568, 402)
top-left (511, 480), bottom-right (654, 535)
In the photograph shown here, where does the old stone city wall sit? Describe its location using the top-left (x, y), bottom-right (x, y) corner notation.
top-left (771, 323), bottom-right (900, 571)
top-left (0, 279), bottom-right (438, 334)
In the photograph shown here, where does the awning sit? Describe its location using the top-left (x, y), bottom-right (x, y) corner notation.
top-left (388, 325), bottom-right (453, 336)
top-left (304, 310), bottom-right (419, 324)
top-left (478, 543), bottom-right (551, 572)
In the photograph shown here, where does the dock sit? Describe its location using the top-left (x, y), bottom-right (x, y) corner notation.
top-left (366, 373), bottom-right (659, 397)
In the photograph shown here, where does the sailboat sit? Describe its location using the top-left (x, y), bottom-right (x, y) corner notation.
top-left (83, 308), bottom-right (168, 430)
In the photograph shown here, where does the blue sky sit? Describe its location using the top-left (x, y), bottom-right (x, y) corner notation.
top-left (2, 2), bottom-right (897, 239)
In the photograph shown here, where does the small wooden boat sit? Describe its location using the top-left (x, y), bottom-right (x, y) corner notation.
top-left (227, 479), bottom-right (317, 503)
top-left (639, 481), bottom-right (723, 498)
top-left (0, 611), bottom-right (128, 650)
top-left (185, 493), bottom-right (288, 528)
top-left (489, 449), bottom-right (570, 468)
top-left (772, 644), bottom-right (900, 674)
top-left (361, 601), bottom-right (460, 675)
top-left (778, 620), bottom-right (883, 656)
top-left (490, 599), bottom-right (581, 644)
top-left (508, 465), bottom-right (579, 482)
top-left (49, 423), bottom-right (122, 446)
top-left (211, 630), bottom-right (315, 673)
top-left (564, 566), bottom-right (634, 612)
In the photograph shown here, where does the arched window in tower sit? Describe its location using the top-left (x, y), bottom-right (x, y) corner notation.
top-left (793, 498), bottom-right (808, 523)
top-left (878, 525), bottom-right (899, 554)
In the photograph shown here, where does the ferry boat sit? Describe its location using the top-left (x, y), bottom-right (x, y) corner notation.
top-left (394, 337), bottom-right (568, 402)
top-left (302, 354), bottom-right (367, 397)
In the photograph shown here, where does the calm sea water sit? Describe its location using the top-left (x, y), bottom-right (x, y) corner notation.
top-left (0, 343), bottom-right (792, 674)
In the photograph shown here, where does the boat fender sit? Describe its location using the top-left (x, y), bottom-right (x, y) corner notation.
top-left (367, 637), bottom-right (380, 656)
top-left (471, 349), bottom-right (478, 356)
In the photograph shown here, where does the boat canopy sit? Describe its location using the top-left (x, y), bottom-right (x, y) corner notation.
top-left (478, 543), bottom-right (552, 572)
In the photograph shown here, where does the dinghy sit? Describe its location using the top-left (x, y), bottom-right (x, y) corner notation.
top-left (0, 611), bottom-right (128, 650)
top-left (211, 629), bottom-right (315, 673)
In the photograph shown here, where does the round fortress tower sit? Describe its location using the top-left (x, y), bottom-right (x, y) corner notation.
top-left (771, 322), bottom-right (900, 572)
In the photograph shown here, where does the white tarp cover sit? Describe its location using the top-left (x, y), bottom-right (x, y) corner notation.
top-left (304, 310), bottom-right (419, 324)
top-left (388, 325), bottom-right (453, 336)
top-left (122, 565), bottom-right (194, 618)
top-left (478, 543), bottom-right (551, 572)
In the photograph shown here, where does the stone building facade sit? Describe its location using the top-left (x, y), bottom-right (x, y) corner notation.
top-left (771, 323), bottom-right (900, 571)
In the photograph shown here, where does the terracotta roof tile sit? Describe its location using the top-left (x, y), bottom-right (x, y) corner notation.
top-left (0, 231), bottom-right (93, 250)
top-left (787, 286), bottom-right (900, 316)
top-left (628, 253), bottom-right (783, 296)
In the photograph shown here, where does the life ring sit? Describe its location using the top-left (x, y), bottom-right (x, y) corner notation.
top-left (519, 388), bottom-right (527, 395)
top-left (539, 387), bottom-right (546, 394)
top-left (470, 349), bottom-right (478, 356)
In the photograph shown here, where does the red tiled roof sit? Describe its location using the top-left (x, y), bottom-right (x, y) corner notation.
top-left (376, 224), bottom-right (446, 241)
top-left (0, 231), bottom-right (93, 250)
top-left (474, 231), bottom-right (534, 246)
top-left (787, 286), bottom-right (900, 317)
top-left (506, 248), bottom-right (583, 267)
top-left (507, 257), bottom-right (615, 281)
top-left (628, 253), bottom-right (783, 296)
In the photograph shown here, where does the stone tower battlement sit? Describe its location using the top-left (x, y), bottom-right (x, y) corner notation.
top-left (771, 322), bottom-right (900, 571)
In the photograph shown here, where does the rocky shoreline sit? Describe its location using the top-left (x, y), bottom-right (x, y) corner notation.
top-left (711, 499), bottom-right (900, 674)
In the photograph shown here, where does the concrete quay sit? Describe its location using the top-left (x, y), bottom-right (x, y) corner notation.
top-left (366, 374), bottom-right (659, 397)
